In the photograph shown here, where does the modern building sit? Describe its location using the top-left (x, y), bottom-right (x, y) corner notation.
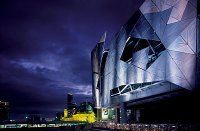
top-left (92, 0), bottom-right (200, 123)
top-left (0, 101), bottom-right (9, 121)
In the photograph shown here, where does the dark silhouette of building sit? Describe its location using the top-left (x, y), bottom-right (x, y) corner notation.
top-left (67, 93), bottom-right (76, 117)
top-left (55, 112), bottom-right (63, 121)
top-left (0, 101), bottom-right (9, 121)
top-left (67, 93), bottom-right (74, 104)
top-left (77, 102), bottom-right (94, 114)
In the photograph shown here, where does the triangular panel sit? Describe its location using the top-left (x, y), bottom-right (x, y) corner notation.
top-left (180, 19), bottom-right (196, 53)
top-left (167, 0), bottom-right (189, 24)
top-left (162, 18), bottom-right (194, 48)
top-left (146, 50), bottom-right (167, 80)
top-left (132, 47), bottom-right (149, 70)
top-left (181, 1), bottom-right (197, 21)
top-left (146, 40), bottom-right (166, 69)
top-left (144, 71), bottom-right (154, 82)
top-left (151, 0), bottom-right (177, 12)
top-left (131, 28), bottom-right (142, 39)
top-left (167, 36), bottom-right (194, 54)
top-left (165, 51), bottom-right (185, 79)
top-left (146, 50), bottom-right (166, 72)
top-left (168, 50), bottom-right (196, 89)
top-left (126, 64), bottom-right (137, 84)
top-left (130, 13), bottom-right (160, 41)
top-left (166, 75), bottom-right (192, 90)
top-left (140, 0), bottom-right (159, 14)
top-left (143, 10), bottom-right (168, 39)
top-left (120, 38), bottom-right (149, 63)
top-left (160, 7), bottom-right (173, 24)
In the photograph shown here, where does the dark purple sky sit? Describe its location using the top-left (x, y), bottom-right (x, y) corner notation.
top-left (0, 0), bottom-right (143, 118)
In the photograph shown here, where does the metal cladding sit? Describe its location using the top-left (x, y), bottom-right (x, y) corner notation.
top-left (91, 32), bottom-right (107, 107)
top-left (92, 0), bottom-right (200, 108)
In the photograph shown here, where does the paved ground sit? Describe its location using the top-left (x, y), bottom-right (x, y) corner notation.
top-left (88, 128), bottom-right (111, 131)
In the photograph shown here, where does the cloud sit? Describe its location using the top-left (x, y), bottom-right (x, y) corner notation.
top-left (0, 0), bottom-right (144, 118)
top-left (9, 59), bottom-right (58, 71)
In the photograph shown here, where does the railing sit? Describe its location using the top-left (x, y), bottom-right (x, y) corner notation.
top-left (92, 122), bottom-right (194, 131)
top-left (110, 81), bottom-right (160, 97)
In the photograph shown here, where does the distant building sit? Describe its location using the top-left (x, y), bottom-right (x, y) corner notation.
top-left (62, 102), bottom-right (95, 123)
top-left (67, 93), bottom-right (73, 104)
top-left (77, 102), bottom-right (94, 114)
top-left (0, 101), bottom-right (9, 121)
top-left (55, 112), bottom-right (63, 121)
top-left (67, 93), bottom-right (76, 117)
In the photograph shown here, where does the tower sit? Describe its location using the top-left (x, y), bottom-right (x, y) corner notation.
top-left (67, 93), bottom-right (76, 117)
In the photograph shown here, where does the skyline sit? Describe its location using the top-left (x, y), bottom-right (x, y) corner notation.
top-left (0, 0), bottom-right (143, 119)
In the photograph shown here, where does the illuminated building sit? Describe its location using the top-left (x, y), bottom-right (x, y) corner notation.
top-left (64, 108), bottom-right (68, 118)
top-left (62, 102), bottom-right (95, 123)
top-left (62, 112), bottom-right (95, 123)
top-left (0, 101), bottom-right (9, 121)
top-left (92, 0), bottom-right (200, 123)
top-left (61, 93), bottom-right (95, 123)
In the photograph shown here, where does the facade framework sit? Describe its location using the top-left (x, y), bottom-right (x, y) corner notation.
top-left (92, 0), bottom-right (200, 123)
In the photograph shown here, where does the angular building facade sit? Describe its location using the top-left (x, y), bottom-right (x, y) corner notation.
top-left (92, 0), bottom-right (200, 123)
top-left (91, 32), bottom-right (108, 108)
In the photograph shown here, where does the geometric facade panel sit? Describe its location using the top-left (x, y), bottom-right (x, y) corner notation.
top-left (167, 0), bottom-right (189, 24)
top-left (180, 19), bottom-right (196, 53)
top-left (130, 12), bottom-right (160, 41)
top-left (167, 36), bottom-right (194, 54)
top-left (140, 0), bottom-right (160, 14)
top-left (91, 33), bottom-right (106, 107)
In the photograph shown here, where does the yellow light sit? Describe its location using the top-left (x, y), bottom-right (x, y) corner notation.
top-left (62, 112), bottom-right (95, 123)
top-left (64, 108), bottom-right (68, 118)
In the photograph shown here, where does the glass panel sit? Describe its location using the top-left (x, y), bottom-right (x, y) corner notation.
top-left (131, 84), bottom-right (141, 90)
top-left (100, 51), bottom-right (108, 76)
top-left (118, 85), bottom-right (126, 91)
top-left (110, 88), bottom-right (120, 96)
top-left (152, 81), bottom-right (159, 84)
top-left (120, 37), bottom-right (139, 62)
top-left (124, 10), bottom-right (142, 34)
top-left (131, 12), bottom-right (160, 41)
top-left (133, 39), bottom-right (149, 53)
top-left (141, 82), bottom-right (151, 87)
top-left (121, 38), bottom-right (149, 63)
top-left (121, 37), bottom-right (166, 69)
top-left (146, 40), bottom-right (166, 69)
top-left (121, 86), bottom-right (132, 94)
top-left (110, 81), bottom-right (161, 96)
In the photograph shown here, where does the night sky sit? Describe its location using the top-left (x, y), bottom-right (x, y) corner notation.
top-left (0, 0), bottom-right (143, 119)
